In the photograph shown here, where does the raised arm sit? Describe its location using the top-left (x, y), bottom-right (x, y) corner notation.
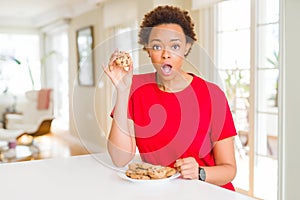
top-left (103, 50), bottom-right (136, 167)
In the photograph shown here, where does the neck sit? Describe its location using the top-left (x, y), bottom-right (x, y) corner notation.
top-left (156, 72), bottom-right (193, 92)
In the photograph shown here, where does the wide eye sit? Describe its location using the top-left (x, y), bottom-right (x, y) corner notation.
top-left (171, 44), bottom-right (180, 50)
top-left (152, 44), bottom-right (162, 51)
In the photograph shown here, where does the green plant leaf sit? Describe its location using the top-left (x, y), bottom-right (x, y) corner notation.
top-left (0, 55), bottom-right (21, 65)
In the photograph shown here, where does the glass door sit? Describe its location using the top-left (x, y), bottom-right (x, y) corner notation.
top-left (215, 0), bottom-right (280, 199)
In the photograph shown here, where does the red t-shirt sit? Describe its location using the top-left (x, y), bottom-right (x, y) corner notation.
top-left (121, 72), bottom-right (236, 190)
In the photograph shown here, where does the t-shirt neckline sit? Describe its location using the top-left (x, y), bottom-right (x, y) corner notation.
top-left (154, 72), bottom-right (195, 94)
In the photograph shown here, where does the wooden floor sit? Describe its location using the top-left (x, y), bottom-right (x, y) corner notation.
top-left (14, 131), bottom-right (90, 162)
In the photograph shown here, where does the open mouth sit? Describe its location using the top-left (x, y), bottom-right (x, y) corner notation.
top-left (161, 64), bottom-right (172, 75)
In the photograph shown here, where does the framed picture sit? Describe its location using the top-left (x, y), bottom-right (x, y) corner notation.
top-left (76, 26), bottom-right (94, 86)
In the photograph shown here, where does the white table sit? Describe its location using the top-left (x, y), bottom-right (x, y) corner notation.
top-left (0, 153), bottom-right (255, 200)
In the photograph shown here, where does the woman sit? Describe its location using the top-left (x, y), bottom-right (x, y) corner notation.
top-left (104, 5), bottom-right (237, 191)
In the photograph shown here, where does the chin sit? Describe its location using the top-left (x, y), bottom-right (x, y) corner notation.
top-left (157, 71), bottom-right (173, 79)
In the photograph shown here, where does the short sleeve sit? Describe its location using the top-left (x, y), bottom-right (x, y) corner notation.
top-left (209, 84), bottom-right (237, 142)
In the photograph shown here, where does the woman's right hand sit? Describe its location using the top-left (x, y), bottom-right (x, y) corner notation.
top-left (103, 49), bottom-right (133, 92)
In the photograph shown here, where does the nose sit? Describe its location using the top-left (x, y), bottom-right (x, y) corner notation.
top-left (162, 49), bottom-right (171, 59)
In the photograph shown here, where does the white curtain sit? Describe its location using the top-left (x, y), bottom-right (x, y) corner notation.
top-left (43, 25), bottom-right (69, 130)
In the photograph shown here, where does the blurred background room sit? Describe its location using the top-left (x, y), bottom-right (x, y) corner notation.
top-left (0, 0), bottom-right (299, 200)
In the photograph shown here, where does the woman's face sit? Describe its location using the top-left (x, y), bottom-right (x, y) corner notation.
top-left (147, 23), bottom-right (191, 81)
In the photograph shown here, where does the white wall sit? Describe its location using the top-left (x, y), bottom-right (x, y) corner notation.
top-left (282, 0), bottom-right (300, 199)
top-left (69, 7), bottom-right (108, 153)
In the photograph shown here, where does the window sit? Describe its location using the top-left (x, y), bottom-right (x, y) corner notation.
top-left (216, 0), bottom-right (280, 199)
top-left (0, 31), bottom-right (69, 130)
top-left (0, 33), bottom-right (41, 94)
top-left (255, 0), bottom-right (279, 199)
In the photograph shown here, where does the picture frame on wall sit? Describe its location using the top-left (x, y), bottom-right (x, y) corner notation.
top-left (76, 26), bottom-right (94, 86)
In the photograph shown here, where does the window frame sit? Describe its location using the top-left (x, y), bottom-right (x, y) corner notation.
top-left (212, 0), bottom-right (281, 199)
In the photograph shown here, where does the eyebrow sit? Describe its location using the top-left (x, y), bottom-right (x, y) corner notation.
top-left (170, 39), bottom-right (182, 42)
top-left (149, 38), bottom-right (182, 43)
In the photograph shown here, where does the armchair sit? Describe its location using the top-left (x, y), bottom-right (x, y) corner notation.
top-left (5, 89), bottom-right (54, 137)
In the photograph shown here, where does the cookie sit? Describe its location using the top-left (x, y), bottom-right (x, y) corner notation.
top-left (125, 162), bottom-right (177, 180)
top-left (114, 51), bottom-right (132, 71)
top-left (130, 174), bottom-right (150, 180)
top-left (128, 162), bottom-right (139, 171)
top-left (125, 169), bottom-right (135, 177)
top-left (135, 168), bottom-right (149, 176)
top-left (148, 166), bottom-right (167, 179)
top-left (140, 162), bottom-right (153, 169)
top-left (165, 167), bottom-right (177, 177)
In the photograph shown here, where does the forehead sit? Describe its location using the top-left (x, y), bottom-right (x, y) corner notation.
top-left (149, 24), bottom-right (186, 42)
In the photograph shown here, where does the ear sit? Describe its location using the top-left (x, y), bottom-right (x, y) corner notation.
top-left (184, 43), bottom-right (192, 56)
top-left (146, 48), bottom-right (151, 57)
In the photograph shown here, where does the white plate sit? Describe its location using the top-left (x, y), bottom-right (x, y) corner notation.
top-left (117, 172), bottom-right (180, 183)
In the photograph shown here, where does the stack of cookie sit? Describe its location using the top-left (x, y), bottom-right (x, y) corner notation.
top-left (125, 162), bottom-right (177, 180)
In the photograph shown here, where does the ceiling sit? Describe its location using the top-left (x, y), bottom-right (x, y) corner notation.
top-left (0, 0), bottom-right (106, 29)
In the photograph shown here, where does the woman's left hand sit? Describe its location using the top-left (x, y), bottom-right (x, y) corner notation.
top-left (174, 157), bottom-right (199, 180)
